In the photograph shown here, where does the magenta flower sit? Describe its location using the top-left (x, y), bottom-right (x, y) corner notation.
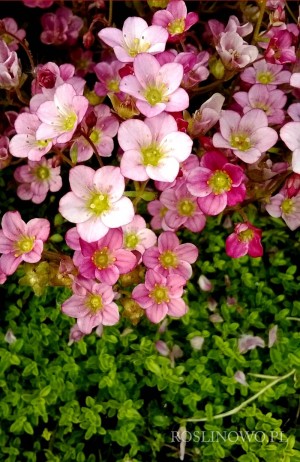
top-left (122, 215), bottom-right (157, 254)
top-left (23, 0), bottom-right (54, 7)
top-left (74, 229), bottom-right (137, 285)
top-left (118, 113), bottom-right (192, 182)
top-left (160, 180), bottom-right (207, 232)
top-left (143, 231), bottom-right (198, 279)
top-left (238, 334), bottom-right (265, 354)
top-left (233, 84), bottom-right (286, 125)
top-left (31, 62), bottom-right (85, 96)
top-left (265, 191), bottom-right (300, 230)
top-left (152, 0), bottom-right (198, 42)
top-left (120, 53), bottom-right (189, 117)
top-left (265, 30), bottom-right (296, 64)
top-left (36, 83), bottom-right (88, 144)
top-left (241, 59), bottom-right (291, 86)
top-left (0, 211), bottom-right (50, 275)
top-left (216, 31), bottom-right (258, 70)
top-left (0, 18), bottom-right (26, 51)
top-left (280, 122), bottom-right (300, 173)
top-left (132, 269), bottom-right (187, 323)
top-left (14, 157), bottom-right (62, 204)
top-left (98, 17), bottom-right (168, 63)
top-left (186, 151), bottom-right (246, 215)
top-left (41, 7), bottom-right (83, 46)
top-left (0, 40), bottom-right (21, 89)
top-left (62, 277), bottom-right (119, 334)
top-left (226, 222), bottom-right (263, 258)
top-left (59, 165), bottom-right (134, 243)
top-left (213, 109), bottom-right (278, 164)
top-left (94, 60), bottom-right (124, 96)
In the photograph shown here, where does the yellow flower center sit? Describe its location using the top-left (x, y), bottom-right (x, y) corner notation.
top-left (144, 84), bottom-right (168, 106)
top-left (37, 139), bottom-right (50, 148)
top-left (107, 79), bottom-right (120, 92)
top-left (92, 247), bottom-right (112, 269)
top-left (167, 18), bottom-right (185, 35)
top-left (35, 166), bottom-right (50, 180)
top-left (125, 233), bottom-right (139, 249)
top-left (86, 294), bottom-right (103, 313)
top-left (230, 133), bottom-right (251, 151)
top-left (62, 112), bottom-right (77, 131)
top-left (159, 250), bottom-right (178, 269)
top-left (141, 143), bottom-right (164, 167)
top-left (160, 206), bottom-right (168, 218)
top-left (90, 129), bottom-right (102, 144)
top-left (15, 236), bottom-right (35, 256)
top-left (257, 71), bottom-right (274, 84)
top-left (281, 198), bottom-right (294, 214)
top-left (177, 199), bottom-right (195, 217)
top-left (149, 284), bottom-right (169, 304)
top-left (127, 38), bottom-right (151, 58)
top-left (208, 170), bottom-right (232, 195)
top-left (2, 34), bottom-right (13, 45)
top-left (87, 192), bottom-right (110, 216)
top-left (238, 229), bottom-right (254, 242)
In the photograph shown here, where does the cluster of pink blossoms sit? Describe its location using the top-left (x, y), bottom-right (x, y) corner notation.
top-left (1, 0), bottom-right (300, 340)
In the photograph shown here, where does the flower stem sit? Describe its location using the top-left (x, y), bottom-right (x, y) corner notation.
top-left (108, 0), bottom-right (113, 26)
top-left (252, 0), bottom-right (267, 44)
top-left (286, 317), bottom-right (300, 322)
top-left (184, 369), bottom-right (295, 423)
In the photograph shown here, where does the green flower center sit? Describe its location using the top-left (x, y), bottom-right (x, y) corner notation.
top-left (238, 229), bottom-right (254, 242)
top-left (141, 143), bottom-right (164, 167)
top-left (257, 72), bottom-right (274, 84)
top-left (128, 38), bottom-right (151, 58)
top-left (144, 84), bottom-right (167, 106)
top-left (230, 133), bottom-right (251, 151)
top-left (150, 284), bottom-right (170, 304)
top-left (107, 79), bottom-right (120, 92)
top-left (2, 34), bottom-right (13, 45)
top-left (167, 18), bottom-right (185, 35)
top-left (37, 139), bottom-right (50, 148)
top-left (15, 236), bottom-right (35, 255)
top-left (35, 166), bottom-right (50, 180)
top-left (177, 199), bottom-right (195, 217)
top-left (87, 192), bottom-right (110, 216)
top-left (86, 294), bottom-right (103, 313)
top-left (281, 198), bottom-right (294, 214)
top-left (254, 102), bottom-right (270, 112)
top-left (62, 112), bottom-right (77, 131)
top-left (90, 129), bottom-right (102, 144)
top-left (208, 170), bottom-right (232, 195)
top-left (125, 233), bottom-right (139, 249)
top-left (159, 250), bottom-right (178, 269)
top-left (92, 247), bottom-right (112, 269)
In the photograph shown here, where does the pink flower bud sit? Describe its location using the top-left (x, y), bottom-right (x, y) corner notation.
top-left (234, 371), bottom-right (248, 386)
top-left (198, 275), bottom-right (213, 291)
top-left (268, 325), bottom-right (278, 348)
top-left (155, 340), bottom-right (170, 356)
top-left (190, 336), bottom-right (204, 350)
top-left (4, 329), bottom-right (17, 344)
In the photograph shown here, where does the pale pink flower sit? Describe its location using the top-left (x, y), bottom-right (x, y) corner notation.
top-left (118, 113), bottom-right (192, 182)
top-left (233, 84), bottom-right (286, 125)
top-left (31, 62), bottom-right (85, 97)
top-left (132, 269), bottom-right (187, 323)
top-left (207, 15), bottom-right (253, 46)
top-left (36, 83), bottom-right (88, 144)
top-left (94, 60), bottom-right (124, 96)
top-left (290, 72), bottom-right (300, 89)
top-left (226, 222), bottom-right (263, 258)
top-left (59, 165), bottom-right (134, 243)
top-left (265, 29), bottom-right (296, 64)
top-left (143, 231), bottom-right (198, 279)
top-left (62, 277), bottom-right (119, 334)
top-left (4, 329), bottom-right (17, 344)
top-left (190, 336), bottom-right (204, 350)
top-left (268, 325), bottom-right (278, 348)
top-left (0, 211), bottom-right (50, 275)
top-left (177, 51), bottom-right (209, 89)
top-left (14, 157), bottom-right (62, 204)
top-left (0, 18), bottom-right (26, 51)
top-left (74, 229), bottom-right (137, 285)
top-left (98, 17), bottom-right (168, 63)
top-left (216, 31), bottom-right (258, 70)
top-left (241, 59), bottom-right (291, 86)
top-left (186, 151), bottom-right (246, 215)
top-left (234, 371), bottom-right (248, 386)
top-left (213, 109), bottom-right (278, 164)
top-left (122, 215), bottom-right (157, 254)
top-left (287, 103), bottom-right (300, 122)
top-left (0, 40), bottom-right (21, 89)
top-left (120, 53), bottom-right (189, 117)
top-left (265, 191), bottom-right (300, 230)
top-left (152, 0), bottom-right (198, 42)
top-left (160, 180), bottom-right (206, 232)
top-left (41, 7), bottom-right (83, 46)
top-left (198, 275), bottom-right (213, 291)
top-left (154, 154), bottom-right (200, 192)
top-left (189, 93), bottom-right (225, 137)
top-left (238, 334), bottom-right (265, 353)
top-left (9, 113), bottom-right (53, 161)
top-left (70, 48), bottom-right (95, 77)
top-left (147, 199), bottom-right (171, 231)
top-left (280, 122), bottom-right (300, 173)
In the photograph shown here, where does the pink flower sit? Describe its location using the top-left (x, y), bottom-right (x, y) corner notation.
top-left (0, 135), bottom-right (11, 169)
top-left (186, 151), bottom-right (246, 215)
top-left (0, 40), bottom-right (21, 89)
top-left (41, 7), bottom-right (83, 46)
top-left (0, 211), bottom-right (50, 275)
top-left (213, 109), bottom-right (278, 164)
top-left (198, 275), bottom-right (213, 291)
top-left (14, 157), bottom-right (62, 204)
top-left (59, 165), bottom-right (134, 243)
top-left (68, 323), bottom-right (85, 345)
top-left (74, 229), bottom-right (137, 285)
top-left (152, 0), bottom-right (198, 42)
top-left (0, 18), bottom-right (26, 51)
top-left (216, 31), bottom-right (258, 70)
top-left (265, 30), bottom-right (296, 64)
top-left (132, 269), bottom-right (187, 323)
top-left (233, 84), bottom-right (286, 125)
top-left (226, 222), bottom-right (263, 258)
top-left (285, 173), bottom-right (300, 197)
top-left (265, 191), bottom-right (300, 230)
top-left (62, 277), bottom-right (119, 334)
top-left (160, 180), bottom-right (206, 232)
top-left (143, 231), bottom-right (198, 279)
top-left (240, 59), bottom-right (291, 86)
top-left (122, 215), bottom-right (157, 254)
top-left (23, 0), bottom-right (54, 7)
top-left (98, 17), bottom-right (168, 63)
top-left (238, 334), bottom-right (265, 353)
top-left (118, 113), bottom-right (192, 182)
top-left (280, 122), bottom-right (300, 173)
top-left (207, 15), bottom-right (253, 46)
top-left (189, 93), bottom-right (225, 137)
top-left (147, 199), bottom-right (171, 231)
top-left (36, 83), bottom-right (88, 144)
top-left (120, 53), bottom-right (189, 117)
top-left (94, 60), bottom-right (124, 96)
top-left (31, 62), bottom-right (85, 96)
top-left (234, 371), bottom-right (248, 386)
